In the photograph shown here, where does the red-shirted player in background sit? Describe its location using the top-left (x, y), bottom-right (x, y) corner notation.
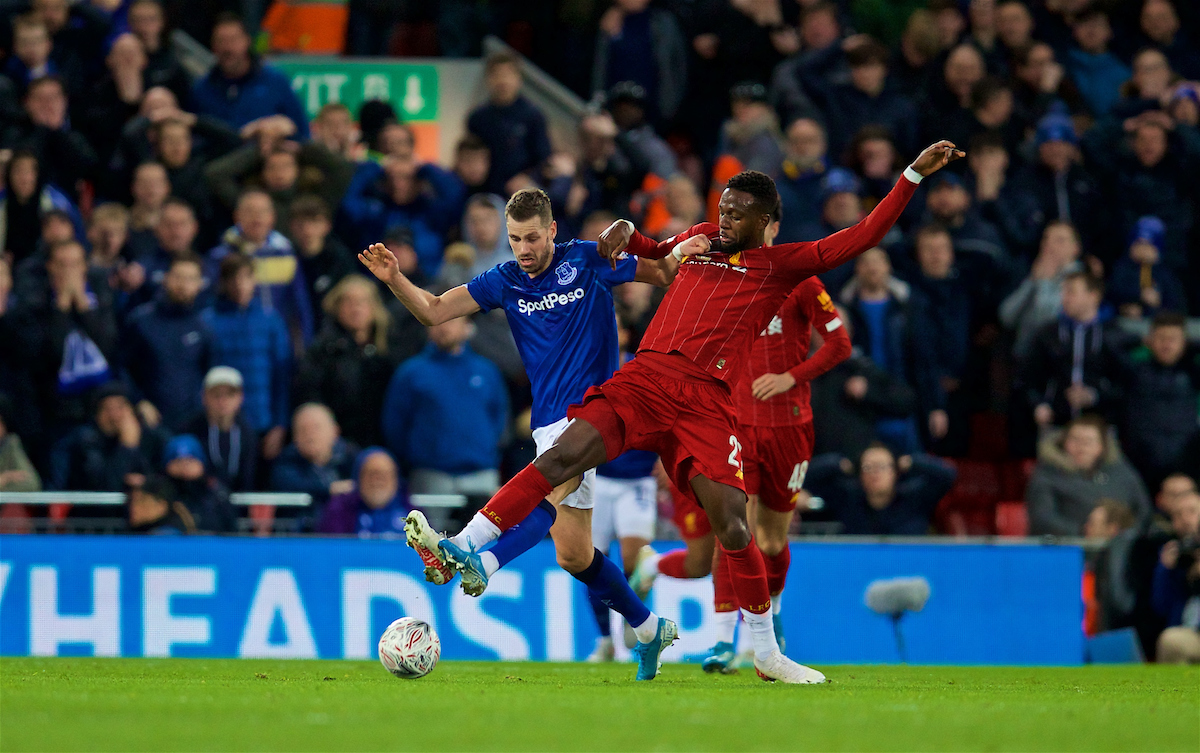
top-left (629, 208), bottom-right (852, 673)
top-left (442, 141), bottom-right (963, 683)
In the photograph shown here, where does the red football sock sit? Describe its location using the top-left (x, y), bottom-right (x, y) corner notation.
top-left (763, 547), bottom-right (791, 597)
top-left (711, 545), bottom-right (738, 613)
top-left (479, 464), bottom-right (554, 533)
top-left (721, 538), bottom-right (771, 615)
top-left (656, 549), bottom-right (689, 579)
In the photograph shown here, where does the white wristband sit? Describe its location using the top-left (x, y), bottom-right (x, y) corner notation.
top-left (671, 245), bottom-right (685, 262)
top-left (903, 165), bottom-right (925, 184)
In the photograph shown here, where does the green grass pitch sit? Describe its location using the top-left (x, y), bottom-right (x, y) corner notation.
top-left (1, 658), bottom-right (1196, 751)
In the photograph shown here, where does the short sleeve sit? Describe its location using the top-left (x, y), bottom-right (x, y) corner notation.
top-left (574, 240), bottom-right (638, 288)
top-left (466, 266), bottom-right (506, 312)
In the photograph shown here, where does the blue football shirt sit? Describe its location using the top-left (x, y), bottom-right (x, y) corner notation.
top-left (467, 240), bottom-right (637, 429)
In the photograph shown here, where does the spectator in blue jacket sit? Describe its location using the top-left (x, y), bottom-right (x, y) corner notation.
top-left (839, 248), bottom-right (920, 454)
top-left (381, 316), bottom-right (509, 497)
top-left (200, 254), bottom-right (291, 462)
top-left (269, 402), bottom-right (357, 513)
top-left (1109, 216), bottom-right (1188, 319)
top-left (1119, 314), bottom-right (1200, 492)
top-left (133, 198), bottom-right (205, 308)
top-left (774, 118), bottom-right (829, 244)
top-left (467, 50), bottom-right (552, 195)
top-left (1152, 491), bottom-right (1200, 663)
top-left (1065, 7), bottom-right (1131, 117)
top-left (181, 366), bottom-right (258, 493)
top-left (123, 254), bottom-right (212, 431)
top-left (191, 14), bottom-right (308, 139)
top-left (208, 188), bottom-right (313, 346)
top-left (907, 226), bottom-right (972, 456)
top-left (339, 156), bottom-right (463, 276)
top-left (805, 444), bottom-right (957, 536)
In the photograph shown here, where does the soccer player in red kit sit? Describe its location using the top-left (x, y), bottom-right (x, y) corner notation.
top-left (631, 211), bottom-right (853, 673)
top-left (446, 141), bottom-right (963, 683)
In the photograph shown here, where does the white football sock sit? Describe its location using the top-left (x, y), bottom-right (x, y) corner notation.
top-left (644, 553), bottom-right (662, 576)
top-left (713, 610), bottom-right (738, 645)
top-left (632, 613), bottom-right (660, 643)
top-left (480, 551), bottom-right (500, 577)
top-left (741, 608), bottom-right (780, 661)
top-left (772, 593), bottom-right (783, 616)
top-left (451, 513), bottom-right (500, 551)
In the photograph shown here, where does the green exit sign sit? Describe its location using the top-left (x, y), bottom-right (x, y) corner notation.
top-left (276, 58), bottom-right (439, 122)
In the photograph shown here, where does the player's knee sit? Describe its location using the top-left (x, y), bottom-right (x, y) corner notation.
top-left (555, 544), bottom-right (593, 574)
top-left (756, 531), bottom-right (786, 557)
top-left (713, 515), bottom-right (751, 550)
top-left (534, 447), bottom-right (574, 487)
top-left (683, 553), bottom-right (712, 578)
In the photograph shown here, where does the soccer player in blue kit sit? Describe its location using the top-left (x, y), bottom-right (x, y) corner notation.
top-left (359, 188), bottom-right (682, 679)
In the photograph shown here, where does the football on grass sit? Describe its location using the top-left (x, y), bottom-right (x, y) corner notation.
top-left (378, 617), bottom-right (441, 678)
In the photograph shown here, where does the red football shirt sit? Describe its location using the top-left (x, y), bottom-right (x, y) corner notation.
top-left (733, 277), bottom-right (851, 427)
top-left (625, 174), bottom-right (918, 389)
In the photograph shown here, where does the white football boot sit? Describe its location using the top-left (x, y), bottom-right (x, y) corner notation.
top-left (404, 511), bottom-right (455, 585)
top-left (753, 650), bottom-right (827, 684)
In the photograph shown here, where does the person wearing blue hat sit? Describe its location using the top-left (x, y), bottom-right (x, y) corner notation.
top-left (1004, 111), bottom-right (1106, 258)
top-left (795, 167), bottom-right (868, 295)
top-left (163, 432), bottom-right (237, 532)
top-left (1109, 216), bottom-right (1187, 319)
top-left (317, 447), bottom-right (411, 536)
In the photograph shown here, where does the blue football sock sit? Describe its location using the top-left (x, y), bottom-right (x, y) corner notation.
top-left (573, 548), bottom-right (651, 629)
top-left (588, 589), bottom-right (612, 638)
top-left (482, 499), bottom-right (556, 570)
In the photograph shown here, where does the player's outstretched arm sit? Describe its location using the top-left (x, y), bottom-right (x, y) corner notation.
top-left (786, 141), bottom-right (965, 276)
top-left (359, 242), bottom-right (480, 325)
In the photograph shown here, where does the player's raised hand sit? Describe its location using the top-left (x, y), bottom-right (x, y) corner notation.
top-left (359, 242), bottom-right (400, 284)
top-left (909, 141), bottom-right (966, 177)
top-left (597, 219), bottom-right (634, 270)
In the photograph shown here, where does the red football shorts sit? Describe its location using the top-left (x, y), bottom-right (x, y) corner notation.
top-left (741, 421), bottom-right (814, 513)
top-left (669, 482), bottom-right (712, 540)
top-left (568, 355), bottom-right (747, 515)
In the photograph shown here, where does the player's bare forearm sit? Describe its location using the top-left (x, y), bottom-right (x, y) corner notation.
top-left (360, 242), bottom-right (479, 325)
top-left (634, 256), bottom-right (679, 287)
top-left (383, 274), bottom-right (441, 325)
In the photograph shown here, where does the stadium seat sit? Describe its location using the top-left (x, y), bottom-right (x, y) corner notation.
top-left (966, 412), bottom-right (1008, 461)
top-left (995, 500), bottom-right (1029, 537)
top-left (934, 459), bottom-right (1001, 536)
top-left (249, 505), bottom-right (276, 537)
top-left (999, 459), bottom-right (1037, 500)
top-left (0, 504), bottom-right (32, 534)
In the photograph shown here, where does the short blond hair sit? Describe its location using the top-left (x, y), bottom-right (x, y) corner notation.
top-left (90, 202), bottom-right (130, 229)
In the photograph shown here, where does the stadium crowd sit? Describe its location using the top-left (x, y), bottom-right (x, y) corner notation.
top-left (0, 0), bottom-right (1198, 659)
